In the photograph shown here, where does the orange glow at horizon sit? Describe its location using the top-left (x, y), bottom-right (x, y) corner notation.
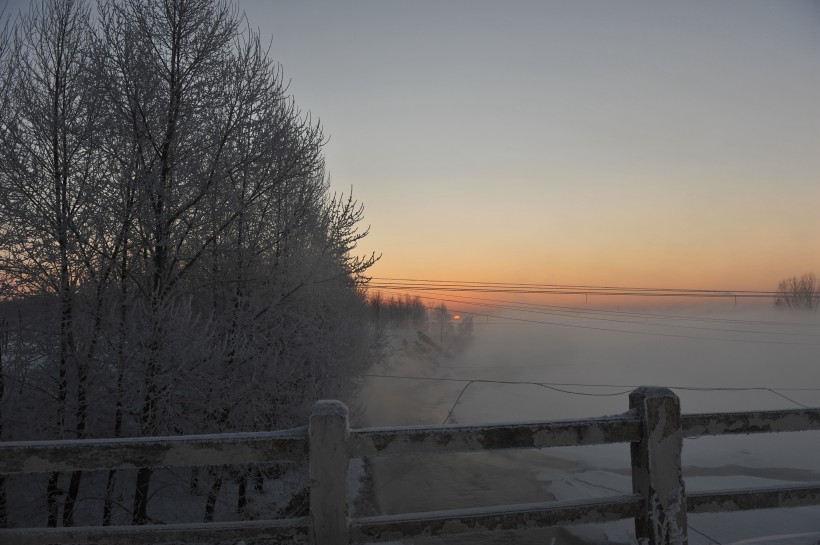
top-left (364, 260), bottom-right (801, 312)
top-left (355, 163), bottom-right (820, 309)
top-left (360, 229), bottom-right (820, 310)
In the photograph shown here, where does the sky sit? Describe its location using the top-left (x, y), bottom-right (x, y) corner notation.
top-left (242, 0), bottom-right (820, 294)
top-left (4, 0), bottom-right (819, 297)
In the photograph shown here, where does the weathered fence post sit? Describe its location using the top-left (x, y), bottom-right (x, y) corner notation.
top-left (309, 400), bottom-right (350, 545)
top-left (630, 386), bottom-right (688, 544)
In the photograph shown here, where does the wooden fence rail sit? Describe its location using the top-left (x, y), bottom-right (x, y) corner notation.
top-left (2, 386), bottom-right (820, 544)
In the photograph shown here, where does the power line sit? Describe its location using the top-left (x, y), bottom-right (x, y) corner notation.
top-left (372, 288), bottom-right (814, 327)
top-left (370, 290), bottom-right (820, 346)
top-left (372, 290), bottom-right (819, 338)
top-left (371, 277), bottom-right (770, 293)
top-left (364, 373), bottom-right (820, 392)
top-left (362, 374), bottom-right (816, 424)
top-left (438, 381), bottom-right (635, 425)
top-left (372, 284), bottom-right (782, 298)
top-left (373, 276), bottom-right (800, 297)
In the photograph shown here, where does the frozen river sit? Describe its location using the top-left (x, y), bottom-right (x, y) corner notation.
top-left (356, 307), bottom-right (820, 544)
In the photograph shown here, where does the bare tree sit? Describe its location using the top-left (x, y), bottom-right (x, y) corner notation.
top-left (0, 316), bottom-right (7, 528)
top-left (0, 2), bottom-right (9, 499)
top-left (0, 15), bottom-right (12, 531)
top-left (775, 273), bottom-right (819, 310)
top-left (95, 0), bottom-right (374, 523)
top-left (1, 0), bottom-right (381, 527)
top-left (0, 0), bottom-right (106, 526)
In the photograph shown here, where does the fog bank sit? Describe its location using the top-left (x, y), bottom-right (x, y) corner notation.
top-left (357, 306), bottom-right (820, 544)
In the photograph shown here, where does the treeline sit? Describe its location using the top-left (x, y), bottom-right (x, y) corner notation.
top-left (0, 0), bottom-right (379, 528)
top-left (775, 273), bottom-right (819, 311)
top-left (369, 293), bottom-right (428, 330)
top-left (368, 294), bottom-right (474, 348)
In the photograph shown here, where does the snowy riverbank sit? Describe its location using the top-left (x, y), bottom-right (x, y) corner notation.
top-left (356, 308), bottom-right (820, 544)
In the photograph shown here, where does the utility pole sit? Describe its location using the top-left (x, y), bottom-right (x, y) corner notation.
top-left (437, 305), bottom-right (451, 348)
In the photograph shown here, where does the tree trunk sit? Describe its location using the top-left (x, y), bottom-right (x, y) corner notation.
top-left (64, 280), bottom-right (106, 526)
top-left (46, 472), bottom-right (61, 527)
top-left (63, 344), bottom-right (91, 526)
top-left (132, 298), bottom-right (163, 525)
top-left (102, 469), bottom-right (117, 526)
top-left (0, 319), bottom-right (6, 527)
top-left (0, 476), bottom-right (6, 528)
top-left (131, 467), bottom-right (152, 525)
top-left (237, 470), bottom-right (247, 515)
top-left (189, 467), bottom-right (201, 495)
top-left (62, 471), bottom-right (82, 527)
top-left (49, 281), bottom-right (71, 527)
top-left (203, 467), bottom-right (224, 523)
top-left (104, 233), bottom-right (130, 525)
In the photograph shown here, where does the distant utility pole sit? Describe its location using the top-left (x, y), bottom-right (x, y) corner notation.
top-left (437, 305), bottom-right (449, 347)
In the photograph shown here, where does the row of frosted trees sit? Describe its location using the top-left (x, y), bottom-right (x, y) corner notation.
top-left (0, 0), bottom-right (379, 528)
top-left (775, 273), bottom-right (819, 311)
top-left (369, 294), bottom-right (428, 330)
top-left (368, 295), bottom-right (475, 354)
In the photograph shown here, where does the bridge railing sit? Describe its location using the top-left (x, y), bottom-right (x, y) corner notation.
top-left (2, 386), bottom-right (820, 544)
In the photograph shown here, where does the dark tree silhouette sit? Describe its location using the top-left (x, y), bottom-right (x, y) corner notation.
top-left (775, 273), bottom-right (819, 310)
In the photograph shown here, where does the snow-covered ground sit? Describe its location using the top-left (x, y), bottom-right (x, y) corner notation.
top-left (5, 464), bottom-right (309, 528)
top-left (357, 306), bottom-right (820, 544)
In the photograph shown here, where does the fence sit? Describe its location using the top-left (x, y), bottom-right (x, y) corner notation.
top-left (2, 386), bottom-right (820, 544)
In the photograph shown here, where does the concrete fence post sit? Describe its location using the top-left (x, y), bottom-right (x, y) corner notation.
top-left (309, 400), bottom-right (350, 545)
top-left (630, 387), bottom-right (688, 545)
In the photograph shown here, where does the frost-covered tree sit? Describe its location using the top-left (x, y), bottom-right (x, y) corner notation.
top-left (369, 294), bottom-right (427, 330)
top-left (0, 0), bottom-right (107, 525)
top-left (0, 0), bottom-right (380, 527)
top-left (775, 273), bottom-right (819, 311)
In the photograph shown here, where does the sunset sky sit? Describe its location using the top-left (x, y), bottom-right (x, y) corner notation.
top-left (245, 0), bottom-right (820, 293)
top-left (6, 0), bottom-right (818, 294)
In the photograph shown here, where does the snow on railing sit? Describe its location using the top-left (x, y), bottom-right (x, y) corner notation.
top-left (0, 429), bottom-right (309, 474)
top-left (2, 387), bottom-right (820, 544)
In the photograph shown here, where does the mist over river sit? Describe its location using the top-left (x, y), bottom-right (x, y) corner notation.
top-left (356, 306), bottom-right (820, 544)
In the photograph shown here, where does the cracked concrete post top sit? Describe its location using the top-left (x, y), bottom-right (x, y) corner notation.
top-left (311, 400), bottom-right (349, 418)
top-left (630, 386), bottom-right (678, 401)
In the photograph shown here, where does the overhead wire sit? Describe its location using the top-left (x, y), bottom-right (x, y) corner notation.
top-left (369, 277), bottom-right (807, 299)
top-left (370, 276), bottom-right (787, 295)
top-left (370, 290), bottom-right (820, 346)
top-left (372, 285), bottom-right (778, 298)
top-left (364, 373), bottom-right (820, 392)
top-left (362, 374), bottom-right (816, 424)
top-left (372, 288), bottom-right (815, 327)
top-left (371, 290), bottom-right (819, 338)
top-left (365, 277), bottom-right (819, 417)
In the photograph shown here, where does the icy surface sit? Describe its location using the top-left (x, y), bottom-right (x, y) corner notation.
top-left (359, 309), bottom-right (820, 544)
